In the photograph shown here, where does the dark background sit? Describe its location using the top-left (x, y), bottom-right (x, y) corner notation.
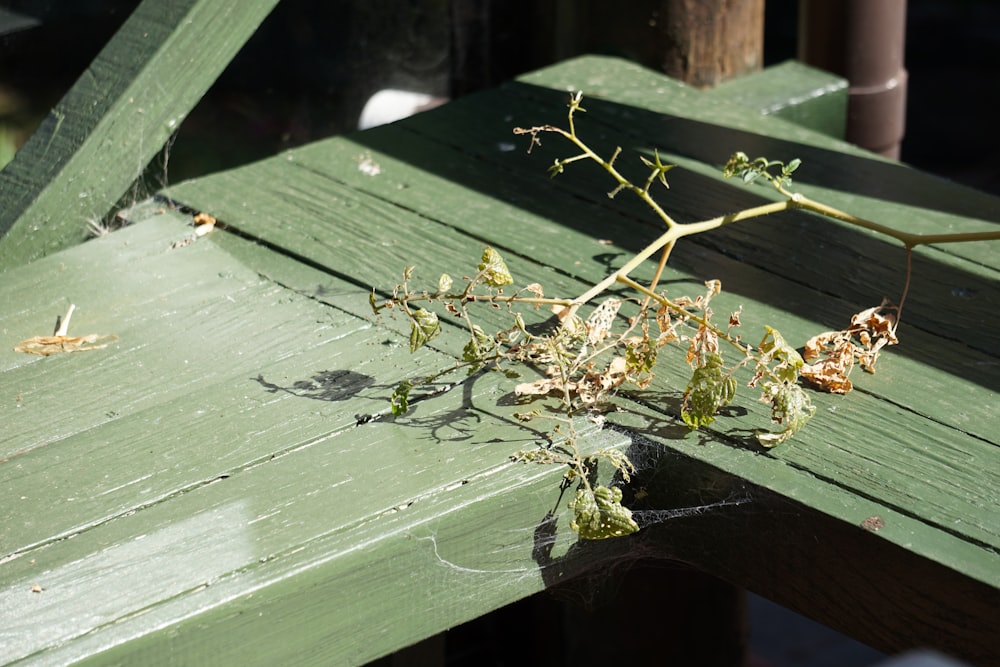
top-left (1, 0), bottom-right (998, 195)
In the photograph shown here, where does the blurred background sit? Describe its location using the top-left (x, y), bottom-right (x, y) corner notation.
top-left (1, 0), bottom-right (998, 195)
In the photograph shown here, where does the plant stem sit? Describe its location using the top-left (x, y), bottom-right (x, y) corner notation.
top-left (793, 194), bottom-right (1000, 247)
top-left (573, 226), bottom-right (680, 307)
top-left (674, 200), bottom-right (792, 238)
top-left (642, 241), bottom-right (675, 308)
top-left (615, 274), bottom-right (747, 353)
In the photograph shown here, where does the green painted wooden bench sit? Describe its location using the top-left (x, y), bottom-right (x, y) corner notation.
top-left (2, 6), bottom-right (998, 665)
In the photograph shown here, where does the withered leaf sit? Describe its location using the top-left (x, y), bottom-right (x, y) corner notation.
top-left (585, 298), bottom-right (622, 346)
top-left (801, 301), bottom-right (898, 393)
top-left (15, 334), bottom-right (118, 356)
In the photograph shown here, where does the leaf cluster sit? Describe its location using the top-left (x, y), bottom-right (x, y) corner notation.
top-left (723, 151), bottom-right (801, 192)
top-left (369, 92), bottom-right (992, 541)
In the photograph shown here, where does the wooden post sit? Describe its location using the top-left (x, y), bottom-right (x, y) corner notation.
top-left (657, 0), bottom-right (765, 88)
top-left (545, 0), bottom-right (765, 89)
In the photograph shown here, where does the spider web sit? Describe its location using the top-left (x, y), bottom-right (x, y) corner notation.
top-left (410, 420), bottom-right (755, 613)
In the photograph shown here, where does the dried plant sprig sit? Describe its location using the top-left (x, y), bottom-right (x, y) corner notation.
top-left (370, 92), bottom-right (998, 539)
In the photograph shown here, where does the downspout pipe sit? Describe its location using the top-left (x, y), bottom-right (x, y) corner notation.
top-left (798, 0), bottom-right (908, 158)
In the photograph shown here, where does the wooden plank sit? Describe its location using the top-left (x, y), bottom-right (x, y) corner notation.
top-left (162, 124), bottom-right (1000, 556)
top-left (610, 420), bottom-right (1000, 661)
top-left (0, 213), bottom-right (634, 665)
top-left (163, 95), bottom-right (1000, 436)
top-left (3, 56), bottom-right (998, 664)
top-left (703, 59), bottom-right (849, 138)
top-left (158, 60), bottom-right (999, 661)
top-left (0, 0), bottom-right (280, 271)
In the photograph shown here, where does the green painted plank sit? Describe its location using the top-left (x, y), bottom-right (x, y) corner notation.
top-left (207, 207), bottom-right (1000, 556)
top-left (0, 0), bottom-right (280, 271)
top-left (157, 61), bottom-right (1000, 661)
top-left (161, 143), bottom-right (1000, 552)
top-left (3, 384), bottom-right (630, 665)
top-left (0, 214), bottom-right (633, 664)
top-left (3, 416), bottom-right (629, 666)
top-left (203, 82), bottom-right (994, 360)
top-left (156, 222), bottom-right (998, 655)
top-left (160, 107), bottom-right (997, 414)
top-left (703, 59), bottom-right (848, 138)
top-left (609, 420), bottom-right (1000, 661)
top-left (162, 111), bottom-right (1000, 439)
top-left (0, 214), bottom-right (491, 554)
top-left (5, 55), bottom-right (998, 665)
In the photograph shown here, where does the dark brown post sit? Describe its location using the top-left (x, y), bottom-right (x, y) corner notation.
top-left (658, 0), bottom-right (766, 88)
top-left (798, 0), bottom-right (908, 158)
top-left (541, 0), bottom-right (765, 90)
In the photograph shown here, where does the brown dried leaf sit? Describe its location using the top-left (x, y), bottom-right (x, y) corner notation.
top-left (513, 357), bottom-right (627, 407)
top-left (15, 334), bottom-right (118, 356)
top-left (685, 320), bottom-right (719, 366)
top-left (524, 283), bottom-right (544, 299)
top-left (514, 378), bottom-right (561, 396)
top-left (193, 212), bottom-right (217, 226)
top-left (585, 298), bottom-right (622, 346)
top-left (800, 301), bottom-right (898, 392)
top-left (800, 359), bottom-right (854, 394)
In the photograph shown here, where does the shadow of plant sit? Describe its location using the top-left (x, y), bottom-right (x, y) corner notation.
top-left (254, 369), bottom-right (375, 402)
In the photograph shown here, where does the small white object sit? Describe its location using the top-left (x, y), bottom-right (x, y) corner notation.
top-left (358, 89), bottom-right (447, 130)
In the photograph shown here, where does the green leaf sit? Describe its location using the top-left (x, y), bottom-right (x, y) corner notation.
top-left (390, 380), bottom-right (413, 416)
top-left (624, 337), bottom-right (657, 385)
top-left (437, 273), bottom-right (453, 293)
top-left (639, 149), bottom-right (676, 189)
top-left (681, 353), bottom-right (737, 429)
top-left (593, 448), bottom-right (636, 483)
top-left (477, 246), bottom-right (514, 287)
top-left (462, 324), bottom-right (496, 374)
top-left (408, 308), bottom-right (441, 352)
top-left (758, 326), bottom-right (803, 368)
top-left (756, 379), bottom-right (815, 447)
top-left (569, 485), bottom-right (639, 540)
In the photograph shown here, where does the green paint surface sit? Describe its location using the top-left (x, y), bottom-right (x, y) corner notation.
top-left (1, 56), bottom-right (998, 665)
top-left (0, 0), bottom-right (281, 270)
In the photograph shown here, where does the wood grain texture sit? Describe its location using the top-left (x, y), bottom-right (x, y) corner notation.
top-left (0, 0), bottom-right (280, 270)
top-left (658, 0), bottom-right (764, 87)
top-left (0, 214), bottom-right (633, 665)
top-left (703, 60), bottom-right (849, 138)
top-left (2, 56), bottom-right (998, 665)
top-left (162, 59), bottom-right (999, 662)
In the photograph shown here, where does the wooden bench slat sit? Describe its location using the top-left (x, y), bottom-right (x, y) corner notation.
top-left (0, 214), bottom-right (634, 665)
top-left (0, 0), bottom-right (280, 271)
top-left (2, 55), bottom-right (998, 664)
top-left (163, 90), bottom-right (998, 420)
top-left (160, 93), bottom-right (1000, 541)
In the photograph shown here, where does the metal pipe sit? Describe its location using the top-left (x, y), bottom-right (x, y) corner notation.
top-left (798, 0), bottom-right (908, 158)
